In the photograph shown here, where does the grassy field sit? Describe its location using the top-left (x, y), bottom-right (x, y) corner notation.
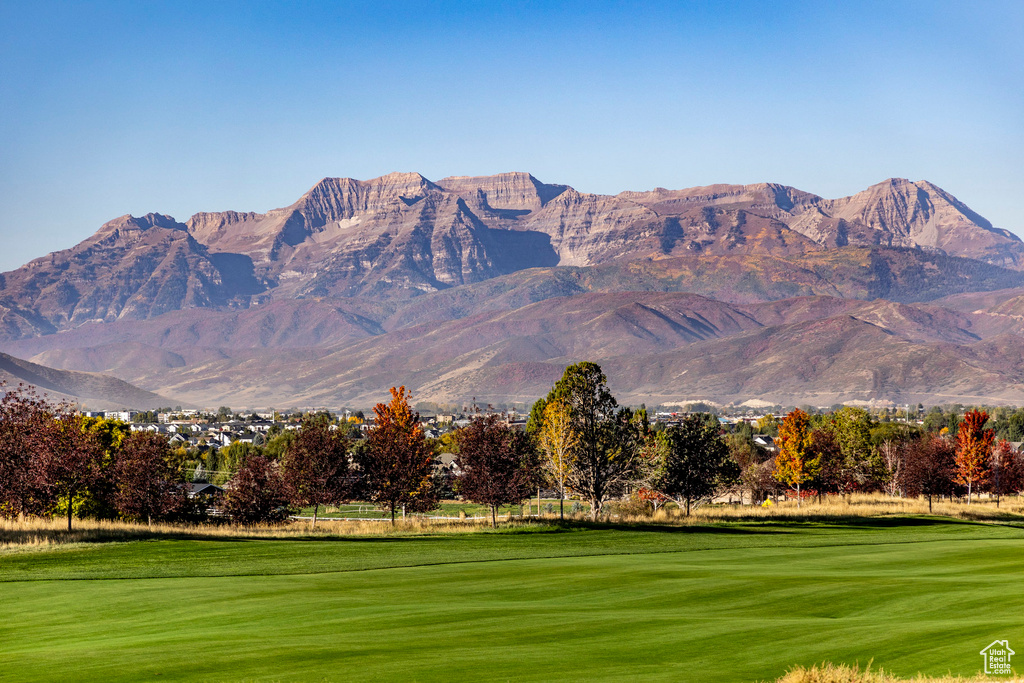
top-left (2, 516), bottom-right (1023, 682)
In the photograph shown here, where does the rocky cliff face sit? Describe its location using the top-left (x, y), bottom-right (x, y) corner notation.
top-left (0, 213), bottom-right (259, 337)
top-left (620, 178), bottom-right (1024, 266)
top-left (826, 179), bottom-right (1022, 265)
top-left (437, 171), bottom-right (568, 213)
top-left (1, 172), bottom-right (1020, 343)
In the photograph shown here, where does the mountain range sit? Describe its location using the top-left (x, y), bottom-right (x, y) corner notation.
top-left (3, 171), bottom-right (1024, 409)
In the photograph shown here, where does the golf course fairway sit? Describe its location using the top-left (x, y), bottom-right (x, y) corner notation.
top-left (2, 518), bottom-right (1023, 682)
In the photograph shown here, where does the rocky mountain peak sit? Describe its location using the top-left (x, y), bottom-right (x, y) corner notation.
top-left (830, 178), bottom-right (1014, 251)
top-left (437, 172), bottom-right (568, 212)
top-left (291, 172), bottom-right (439, 224)
top-left (2, 171), bottom-right (1022, 344)
top-left (96, 213), bottom-right (187, 236)
top-left (81, 213), bottom-right (192, 253)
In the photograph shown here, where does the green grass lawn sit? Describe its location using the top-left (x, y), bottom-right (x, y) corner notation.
top-left (2, 518), bottom-right (1023, 682)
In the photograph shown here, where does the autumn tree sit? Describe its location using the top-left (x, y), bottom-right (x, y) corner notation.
top-left (773, 409), bottom-right (814, 506)
top-left (955, 409), bottom-right (993, 504)
top-left (538, 399), bottom-right (578, 519)
top-left (654, 415), bottom-right (737, 516)
top-left (35, 412), bottom-right (105, 531)
top-left (0, 384), bottom-right (52, 517)
top-left (455, 415), bottom-right (541, 527)
top-left (356, 386), bottom-right (438, 524)
top-left (224, 455), bottom-right (292, 525)
top-left (806, 427), bottom-right (845, 501)
top-left (903, 434), bottom-right (956, 512)
top-left (987, 439), bottom-right (1024, 507)
top-left (537, 363), bottom-right (645, 520)
top-left (283, 418), bottom-right (352, 527)
top-left (743, 458), bottom-right (780, 505)
top-left (428, 429), bottom-right (460, 500)
top-left (113, 431), bottom-right (181, 526)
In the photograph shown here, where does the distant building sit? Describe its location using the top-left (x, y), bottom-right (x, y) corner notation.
top-left (435, 452), bottom-right (461, 476)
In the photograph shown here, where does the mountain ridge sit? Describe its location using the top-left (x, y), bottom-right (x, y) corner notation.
top-left (2, 172), bottom-right (1021, 340)
top-left (0, 351), bottom-right (169, 410)
top-left (3, 171), bottom-right (1024, 407)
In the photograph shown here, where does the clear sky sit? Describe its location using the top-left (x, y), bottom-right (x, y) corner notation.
top-left (1, 0), bottom-right (1021, 272)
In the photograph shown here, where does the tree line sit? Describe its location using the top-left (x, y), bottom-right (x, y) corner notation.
top-left (3, 366), bottom-right (1023, 530)
top-left (770, 406), bottom-right (1023, 510)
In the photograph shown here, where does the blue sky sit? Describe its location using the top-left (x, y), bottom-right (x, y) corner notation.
top-left (1, 0), bottom-right (1021, 272)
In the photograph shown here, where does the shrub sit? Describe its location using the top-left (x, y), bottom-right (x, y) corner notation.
top-left (608, 495), bottom-right (654, 518)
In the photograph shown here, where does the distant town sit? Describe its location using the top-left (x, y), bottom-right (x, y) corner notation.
top-left (85, 401), bottom-right (933, 451)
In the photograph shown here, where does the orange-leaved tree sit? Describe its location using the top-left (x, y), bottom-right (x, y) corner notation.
top-left (773, 409), bottom-right (814, 507)
top-left (955, 409), bottom-right (993, 505)
top-left (357, 386), bottom-right (438, 524)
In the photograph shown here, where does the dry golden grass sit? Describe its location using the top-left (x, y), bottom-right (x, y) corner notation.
top-left (0, 515), bottom-right (505, 552)
top-left (775, 662), bottom-right (1020, 683)
top-left (3, 493), bottom-right (1023, 550)
top-left (617, 493), bottom-right (1024, 525)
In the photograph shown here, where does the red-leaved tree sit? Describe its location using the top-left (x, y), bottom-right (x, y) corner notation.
top-left (455, 415), bottom-right (541, 528)
top-left (807, 427), bottom-right (846, 502)
top-left (903, 434), bottom-right (956, 512)
top-left (955, 409), bottom-right (993, 504)
top-left (0, 384), bottom-right (52, 517)
top-left (35, 412), bottom-right (105, 531)
top-left (283, 418), bottom-right (352, 527)
top-left (114, 431), bottom-right (181, 526)
top-left (988, 439), bottom-right (1024, 507)
top-left (357, 386), bottom-right (438, 524)
top-left (224, 455), bottom-right (293, 526)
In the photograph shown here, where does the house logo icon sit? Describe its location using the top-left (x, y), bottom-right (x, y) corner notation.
top-left (980, 640), bottom-right (1015, 675)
